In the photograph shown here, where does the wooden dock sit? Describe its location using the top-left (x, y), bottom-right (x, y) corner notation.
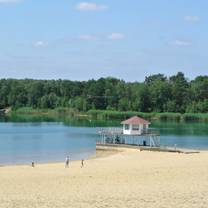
top-left (96, 144), bottom-right (200, 154)
top-left (97, 128), bottom-right (161, 147)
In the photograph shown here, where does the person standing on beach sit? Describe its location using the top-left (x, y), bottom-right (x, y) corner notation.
top-left (65, 156), bottom-right (70, 168)
top-left (81, 159), bottom-right (84, 168)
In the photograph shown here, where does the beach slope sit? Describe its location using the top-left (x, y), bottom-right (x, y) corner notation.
top-left (0, 148), bottom-right (208, 208)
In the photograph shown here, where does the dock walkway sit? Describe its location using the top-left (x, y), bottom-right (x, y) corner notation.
top-left (96, 144), bottom-right (200, 154)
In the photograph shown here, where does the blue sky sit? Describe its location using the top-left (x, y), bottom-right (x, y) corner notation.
top-left (0, 0), bottom-right (207, 81)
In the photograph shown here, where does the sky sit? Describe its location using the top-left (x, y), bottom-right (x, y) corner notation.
top-left (0, 0), bottom-right (207, 81)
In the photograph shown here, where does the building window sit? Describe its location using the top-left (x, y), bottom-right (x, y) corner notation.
top-left (125, 124), bottom-right (129, 130)
top-left (132, 125), bottom-right (140, 131)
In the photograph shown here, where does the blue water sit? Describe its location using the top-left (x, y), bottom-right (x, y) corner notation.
top-left (0, 123), bottom-right (97, 165)
top-left (0, 121), bottom-right (208, 165)
top-left (152, 121), bottom-right (208, 150)
top-left (160, 135), bottom-right (208, 149)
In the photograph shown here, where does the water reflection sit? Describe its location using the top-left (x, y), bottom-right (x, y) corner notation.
top-left (0, 114), bottom-right (208, 164)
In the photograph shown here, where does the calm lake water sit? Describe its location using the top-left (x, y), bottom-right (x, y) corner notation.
top-left (0, 122), bottom-right (97, 165)
top-left (0, 120), bottom-right (208, 165)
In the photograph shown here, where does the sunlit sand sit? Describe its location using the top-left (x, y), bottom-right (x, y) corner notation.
top-left (0, 148), bottom-right (208, 208)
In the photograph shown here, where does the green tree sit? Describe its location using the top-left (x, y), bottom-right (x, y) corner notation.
top-left (169, 72), bottom-right (189, 112)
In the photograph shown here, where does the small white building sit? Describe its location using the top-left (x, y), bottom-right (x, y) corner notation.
top-left (121, 116), bottom-right (151, 135)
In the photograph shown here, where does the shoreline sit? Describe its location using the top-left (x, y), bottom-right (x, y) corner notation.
top-left (0, 147), bottom-right (208, 207)
top-left (0, 145), bottom-right (203, 169)
top-left (0, 146), bottom-right (122, 168)
top-left (2, 108), bottom-right (208, 123)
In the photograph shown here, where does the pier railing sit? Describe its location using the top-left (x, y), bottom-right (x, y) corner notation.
top-left (97, 127), bottom-right (160, 147)
top-left (98, 128), bottom-right (123, 136)
top-left (141, 129), bottom-right (160, 136)
top-left (98, 128), bottom-right (160, 136)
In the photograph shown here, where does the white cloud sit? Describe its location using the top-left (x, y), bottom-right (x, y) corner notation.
top-left (174, 39), bottom-right (192, 47)
top-left (108, 33), bottom-right (125, 40)
top-left (78, 35), bottom-right (97, 41)
top-left (76, 2), bottom-right (108, 11)
top-left (0, 0), bottom-right (22, 3)
top-left (33, 41), bottom-right (48, 48)
top-left (184, 16), bottom-right (200, 23)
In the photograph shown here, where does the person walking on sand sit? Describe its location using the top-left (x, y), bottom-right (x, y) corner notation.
top-left (81, 159), bottom-right (84, 168)
top-left (65, 156), bottom-right (70, 168)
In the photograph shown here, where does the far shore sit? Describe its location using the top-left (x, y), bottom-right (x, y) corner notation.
top-left (2, 107), bottom-right (208, 123)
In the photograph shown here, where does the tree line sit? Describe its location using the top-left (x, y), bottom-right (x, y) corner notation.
top-left (0, 72), bottom-right (208, 113)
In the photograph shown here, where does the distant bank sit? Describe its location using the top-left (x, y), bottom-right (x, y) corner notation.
top-left (1, 107), bottom-right (208, 123)
top-left (88, 110), bottom-right (208, 122)
top-left (0, 74), bottom-right (208, 116)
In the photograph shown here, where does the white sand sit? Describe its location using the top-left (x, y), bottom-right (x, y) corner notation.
top-left (0, 148), bottom-right (208, 208)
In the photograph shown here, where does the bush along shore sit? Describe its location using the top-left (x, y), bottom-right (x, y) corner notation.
top-left (3, 108), bottom-right (208, 123)
top-left (87, 110), bottom-right (208, 122)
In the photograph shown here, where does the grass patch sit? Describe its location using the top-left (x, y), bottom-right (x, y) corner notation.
top-left (13, 107), bottom-right (78, 116)
top-left (6, 108), bottom-right (208, 122)
top-left (87, 110), bottom-right (156, 120)
top-left (88, 110), bottom-right (208, 122)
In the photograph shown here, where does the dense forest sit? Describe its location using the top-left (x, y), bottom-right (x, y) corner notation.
top-left (0, 72), bottom-right (208, 113)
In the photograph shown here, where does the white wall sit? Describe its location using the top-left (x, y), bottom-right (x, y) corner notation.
top-left (123, 124), bottom-right (131, 135)
top-left (123, 124), bottom-right (149, 135)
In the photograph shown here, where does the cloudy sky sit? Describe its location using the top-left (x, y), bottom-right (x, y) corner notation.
top-left (0, 0), bottom-right (207, 81)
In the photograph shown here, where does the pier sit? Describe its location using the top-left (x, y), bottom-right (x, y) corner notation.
top-left (97, 116), bottom-right (161, 148)
top-left (97, 127), bottom-right (161, 147)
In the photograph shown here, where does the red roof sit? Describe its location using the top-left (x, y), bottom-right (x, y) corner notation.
top-left (121, 116), bottom-right (151, 125)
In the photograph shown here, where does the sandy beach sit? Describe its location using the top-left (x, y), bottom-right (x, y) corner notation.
top-left (0, 147), bottom-right (208, 208)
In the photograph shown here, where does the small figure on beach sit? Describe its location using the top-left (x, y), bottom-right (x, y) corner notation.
top-left (65, 156), bottom-right (70, 168)
top-left (31, 162), bottom-right (35, 168)
top-left (81, 159), bottom-right (84, 168)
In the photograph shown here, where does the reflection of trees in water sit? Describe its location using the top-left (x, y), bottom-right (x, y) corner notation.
top-left (152, 121), bottom-right (208, 136)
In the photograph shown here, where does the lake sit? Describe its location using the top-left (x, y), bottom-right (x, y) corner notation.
top-left (0, 120), bottom-right (208, 165)
top-left (0, 122), bottom-right (97, 165)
